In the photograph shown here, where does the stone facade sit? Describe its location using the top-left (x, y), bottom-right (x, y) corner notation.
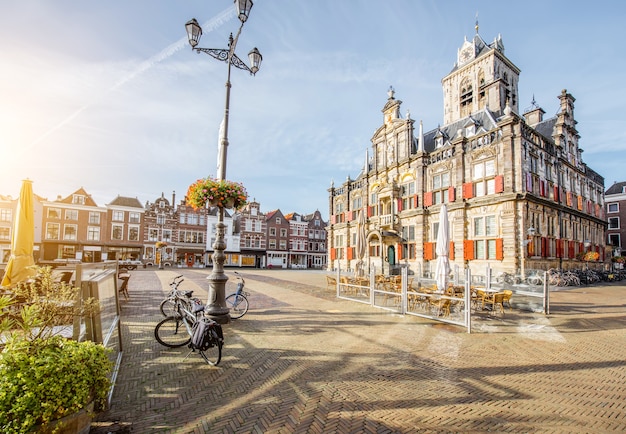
top-left (328, 29), bottom-right (606, 278)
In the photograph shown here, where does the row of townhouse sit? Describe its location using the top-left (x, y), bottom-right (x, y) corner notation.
top-left (328, 27), bottom-right (608, 278)
top-left (0, 188), bottom-right (328, 269)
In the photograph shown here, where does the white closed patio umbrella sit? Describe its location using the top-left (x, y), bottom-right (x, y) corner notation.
top-left (355, 210), bottom-right (367, 277)
top-left (435, 203), bottom-right (450, 293)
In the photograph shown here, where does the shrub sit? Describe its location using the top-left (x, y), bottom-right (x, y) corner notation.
top-left (0, 266), bottom-right (112, 433)
top-left (0, 336), bottom-right (112, 433)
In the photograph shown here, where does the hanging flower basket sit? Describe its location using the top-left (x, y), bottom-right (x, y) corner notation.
top-left (583, 251), bottom-right (600, 262)
top-left (155, 241), bottom-right (168, 249)
top-left (186, 177), bottom-right (248, 210)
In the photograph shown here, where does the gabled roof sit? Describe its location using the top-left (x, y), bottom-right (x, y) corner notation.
top-left (606, 182), bottom-right (626, 195)
top-left (56, 187), bottom-right (98, 206)
top-left (108, 195), bottom-right (143, 208)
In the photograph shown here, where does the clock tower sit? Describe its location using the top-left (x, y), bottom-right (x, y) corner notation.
top-left (442, 27), bottom-right (520, 125)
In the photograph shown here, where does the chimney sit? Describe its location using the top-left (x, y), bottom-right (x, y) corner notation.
top-left (172, 191), bottom-right (176, 207)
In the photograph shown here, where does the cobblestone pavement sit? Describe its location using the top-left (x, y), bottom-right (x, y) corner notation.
top-left (92, 269), bottom-right (626, 433)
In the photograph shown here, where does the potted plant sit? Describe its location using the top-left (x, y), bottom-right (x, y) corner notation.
top-left (186, 176), bottom-right (248, 210)
top-left (0, 267), bottom-right (112, 434)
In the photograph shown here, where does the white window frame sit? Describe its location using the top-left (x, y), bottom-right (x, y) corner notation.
top-left (63, 224), bottom-right (78, 241)
top-left (112, 224), bottom-right (124, 240)
top-left (46, 222), bottom-right (60, 240)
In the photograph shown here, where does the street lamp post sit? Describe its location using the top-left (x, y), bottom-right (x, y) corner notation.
top-left (185, 0), bottom-right (262, 325)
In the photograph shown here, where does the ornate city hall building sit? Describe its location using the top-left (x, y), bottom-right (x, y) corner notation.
top-left (328, 29), bottom-right (606, 278)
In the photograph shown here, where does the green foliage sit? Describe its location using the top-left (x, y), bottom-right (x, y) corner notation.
top-left (0, 266), bottom-right (112, 433)
top-left (0, 336), bottom-right (112, 433)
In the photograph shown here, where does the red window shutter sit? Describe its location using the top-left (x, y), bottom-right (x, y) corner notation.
top-left (539, 179), bottom-right (545, 197)
top-left (413, 194), bottom-right (419, 208)
top-left (554, 186), bottom-right (560, 202)
top-left (423, 242), bottom-right (433, 261)
top-left (541, 237), bottom-right (547, 258)
top-left (424, 191), bottom-right (433, 207)
top-left (448, 186), bottom-right (456, 202)
top-left (526, 173), bottom-right (533, 192)
top-left (330, 248), bottom-right (336, 261)
top-left (556, 239), bottom-right (562, 258)
top-left (367, 206), bottom-right (372, 217)
top-left (566, 192), bottom-right (572, 207)
top-left (397, 198), bottom-right (403, 212)
top-left (569, 242), bottom-right (575, 259)
top-left (462, 183), bottom-right (474, 199)
top-left (495, 238), bottom-right (504, 260)
top-left (348, 247), bottom-right (354, 260)
top-left (397, 243), bottom-right (403, 260)
top-left (495, 175), bottom-right (504, 193)
top-left (577, 195), bottom-right (583, 210)
top-left (449, 241), bottom-right (455, 260)
top-left (463, 240), bottom-right (474, 261)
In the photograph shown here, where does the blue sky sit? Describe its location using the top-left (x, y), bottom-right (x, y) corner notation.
top-left (1, 1), bottom-right (624, 217)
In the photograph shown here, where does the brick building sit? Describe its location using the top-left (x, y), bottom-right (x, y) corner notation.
top-left (605, 181), bottom-right (626, 258)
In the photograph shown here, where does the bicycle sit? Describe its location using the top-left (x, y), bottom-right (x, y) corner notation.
top-left (225, 272), bottom-right (250, 319)
top-left (159, 275), bottom-right (192, 317)
top-left (154, 292), bottom-right (223, 365)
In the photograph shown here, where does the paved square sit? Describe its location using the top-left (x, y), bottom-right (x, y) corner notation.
top-left (93, 269), bottom-right (626, 433)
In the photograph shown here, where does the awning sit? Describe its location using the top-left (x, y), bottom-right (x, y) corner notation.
top-left (381, 230), bottom-right (404, 240)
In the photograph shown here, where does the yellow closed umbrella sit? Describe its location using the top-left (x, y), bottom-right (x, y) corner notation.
top-left (1, 179), bottom-right (36, 287)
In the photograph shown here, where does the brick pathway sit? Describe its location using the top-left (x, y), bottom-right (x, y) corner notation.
top-left (92, 269), bottom-right (626, 433)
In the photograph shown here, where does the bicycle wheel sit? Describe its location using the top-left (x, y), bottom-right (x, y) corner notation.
top-left (199, 338), bottom-right (223, 366)
top-left (159, 298), bottom-right (178, 317)
top-left (225, 293), bottom-right (249, 319)
top-left (155, 316), bottom-right (190, 348)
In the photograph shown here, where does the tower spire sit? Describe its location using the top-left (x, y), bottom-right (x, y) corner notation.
top-left (475, 12), bottom-right (479, 33)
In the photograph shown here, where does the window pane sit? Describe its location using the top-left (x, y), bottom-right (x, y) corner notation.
top-left (475, 182), bottom-right (485, 197)
top-left (487, 239), bottom-right (496, 259)
top-left (486, 179), bottom-right (495, 195)
top-left (474, 217), bottom-right (484, 236)
top-left (442, 172), bottom-right (450, 187)
top-left (473, 164), bottom-right (484, 179)
top-left (433, 175), bottom-right (441, 189)
top-left (475, 240), bottom-right (485, 259)
top-left (485, 160), bottom-right (495, 177)
top-left (485, 216), bottom-right (496, 236)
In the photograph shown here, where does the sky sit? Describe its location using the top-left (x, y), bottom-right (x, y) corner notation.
top-left (1, 1), bottom-right (625, 218)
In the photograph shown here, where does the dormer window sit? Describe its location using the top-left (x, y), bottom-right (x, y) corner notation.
top-left (72, 195), bottom-right (85, 205)
top-left (435, 137), bottom-right (444, 149)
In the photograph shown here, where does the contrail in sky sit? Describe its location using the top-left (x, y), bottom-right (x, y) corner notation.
top-left (27, 5), bottom-right (236, 148)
